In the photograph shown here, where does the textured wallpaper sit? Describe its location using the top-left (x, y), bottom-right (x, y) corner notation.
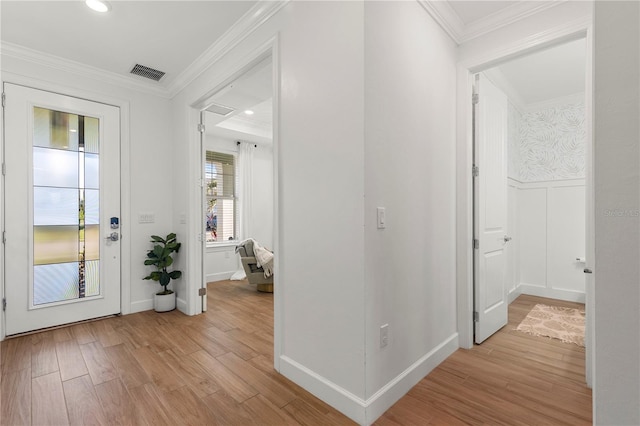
top-left (514, 102), bottom-right (586, 182)
top-left (507, 102), bottom-right (522, 180)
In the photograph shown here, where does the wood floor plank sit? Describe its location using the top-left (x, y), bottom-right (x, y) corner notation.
top-left (201, 325), bottom-right (258, 360)
top-left (79, 341), bottom-right (118, 385)
top-left (32, 371), bottom-right (69, 426)
top-left (157, 348), bottom-right (220, 397)
top-left (1, 368), bottom-right (31, 425)
top-left (90, 319), bottom-right (123, 348)
top-left (217, 351), bottom-right (296, 408)
top-left (94, 379), bottom-right (137, 426)
top-left (69, 322), bottom-right (98, 345)
top-left (157, 385), bottom-right (221, 425)
top-left (182, 326), bottom-right (229, 358)
top-left (190, 349), bottom-right (258, 403)
top-left (31, 331), bottom-right (59, 378)
top-left (63, 375), bottom-right (108, 426)
top-left (155, 322), bottom-right (202, 355)
top-left (132, 346), bottom-right (185, 392)
top-left (127, 383), bottom-right (175, 426)
top-left (1, 336), bottom-right (32, 373)
top-left (242, 394), bottom-right (299, 425)
top-left (103, 343), bottom-right (152, 389)
top-left (55, 340), bottom-right (89, 382)
top-left (202, 390), bottom-right (257, 425)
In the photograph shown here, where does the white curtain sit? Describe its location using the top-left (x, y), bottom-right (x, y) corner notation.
top-left (231, 142), bottom-right (254, 280)
top-left (237, 141), bottom-right (254, 241)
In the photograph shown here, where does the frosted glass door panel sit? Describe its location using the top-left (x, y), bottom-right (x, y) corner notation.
top-left (84, 190), bottom-right (100, 224)
top-left (84, 154), bottom-right (99, 189)
top-left (33, 262), bottom-right (80, 305)
top-left (33, 107), bottom-right (79, 151)
top-left (33, 187), bottom-right (79, 225)
top-left (33, 148), bottom-right (78, 188)
top-left (33, 226), bottom-right (79, 265)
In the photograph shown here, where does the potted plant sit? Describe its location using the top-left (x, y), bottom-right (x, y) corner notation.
top-left (143, 233), bottom-right (182, 312)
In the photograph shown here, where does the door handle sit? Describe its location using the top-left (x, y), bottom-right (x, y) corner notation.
top-left (584, 268), bottom-right (593, 274)
top-left (105, 232), bottom-right (119, 242)
top-left (503, 235), bottom-right (512, 243)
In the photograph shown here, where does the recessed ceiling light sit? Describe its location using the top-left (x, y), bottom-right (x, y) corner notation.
top-left (244, 110), bottom-right (254, 115)
top-left (85, 0), bottom-right (110, 13)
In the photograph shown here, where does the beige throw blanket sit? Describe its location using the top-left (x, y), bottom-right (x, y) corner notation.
top-left (253, 241), bottom-right (274, 278)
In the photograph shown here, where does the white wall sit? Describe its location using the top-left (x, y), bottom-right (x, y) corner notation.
top-left (510, 179), bottom-right (586, 302)
top-left (593, 2), bottom-right (640, 423)
top-left (363, 1), bottom-right (458, 420)
top-left (0, 53), bottom-right (174, 318)
top-left (203, 134), bottom-right (274, 283)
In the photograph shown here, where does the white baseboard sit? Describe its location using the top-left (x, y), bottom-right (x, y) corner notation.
top-left (508, 285), bottom-right (523, 304)
top-left (519, 283), bottom-right (585, 303)
top-left (279, 333), bottom-right (459, 425)
top-left (130, 299), bottom-right (153, 313)
top-left (206, 271), bottom-right (235, 283)
top-left (364, 333), bottom-right (459, 424)
top-left (176, 296), bottom-right (188, 313)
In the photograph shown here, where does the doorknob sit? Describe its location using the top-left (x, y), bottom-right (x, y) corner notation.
top-left (503, 235), bottom-right (512, 243)
top-left (105, 232), bottom-right (119, 242)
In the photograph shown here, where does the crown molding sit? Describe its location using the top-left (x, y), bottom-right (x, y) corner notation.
top-left (417, 0), bottom-right (465, 44)
top-left (461, 1), bottom-right (568, 43)
top-left (166, 0), bottom-right (289, 98)
top-left (418, 0), bottom-right (567, 45)
top-left (0, 41), bottom-right (170, 98)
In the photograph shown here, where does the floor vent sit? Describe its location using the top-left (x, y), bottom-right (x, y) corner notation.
top-left (130, 64), bottom-right (165, 82)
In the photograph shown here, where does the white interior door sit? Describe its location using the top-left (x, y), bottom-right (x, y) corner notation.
top-left (474, 73), bottom-right (510, 344)
top-left (4, 83), bottom-right (121, 336)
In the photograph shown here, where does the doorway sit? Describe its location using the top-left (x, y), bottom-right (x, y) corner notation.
top-left (459, 29), bottom-right (594, 386)
top-left (3, 84), bottom-right (122, 335)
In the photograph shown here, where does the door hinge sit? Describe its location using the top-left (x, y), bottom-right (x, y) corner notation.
top-left (473, 311), bottom-right (479, 322)
top-left (2, 298), bottom-right (6, 312)
top-left (473, 238), bottom-right (479, 249)
top-left (472, 93), bottom-right (479, 105)
top-left (472, 165), bottom-right (479, 177)
top-left (197, 123), bottom-right (205, 133)
top-left (2, 163), bottom-right (5, 176)
top-left (2, 231), bottom-right (5, 244)
top-left (199, 178), bottom-right (205, 188)
top-left (1, 92), bottom-right (5, 108)
top-left (198, 287), bottom-right (207, 297)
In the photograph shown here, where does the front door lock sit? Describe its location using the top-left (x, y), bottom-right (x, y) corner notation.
top-left (105, 232), bottom-right (119, 242)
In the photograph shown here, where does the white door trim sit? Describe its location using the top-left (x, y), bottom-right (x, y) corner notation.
top-left (185, 35), bottom-right (282, 370)
top-left (456, 19), bottom-right (592, 348)
top-left (0, 73), bottom-right (132, 340)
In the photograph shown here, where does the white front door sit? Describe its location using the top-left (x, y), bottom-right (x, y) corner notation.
top-left (474, 73), bottom-right (510, 344)
top-left (4, 84), bottom-right (121, 336)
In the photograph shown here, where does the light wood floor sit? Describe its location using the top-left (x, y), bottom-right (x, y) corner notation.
top-left (375, 295), bottom-right (592, 425)
top-left (1, 283), bottom-right (591, 425)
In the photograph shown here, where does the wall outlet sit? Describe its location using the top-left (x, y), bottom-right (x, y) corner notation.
top-left (380, 323), bottom-right (389, 348)
top-left (377, 207), bottom-right (386, 229)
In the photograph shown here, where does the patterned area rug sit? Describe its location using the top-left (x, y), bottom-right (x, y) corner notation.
top-left (516, 304), bottom-right (585, 347)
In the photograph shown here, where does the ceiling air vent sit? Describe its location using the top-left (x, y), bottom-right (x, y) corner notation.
top-left (205, 103), bottom-right (235, 116)
top-left (130, 64), bottom-right (165, 82)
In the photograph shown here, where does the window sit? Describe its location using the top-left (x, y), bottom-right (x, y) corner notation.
top-left (205, 151), bottom-right (236, 244)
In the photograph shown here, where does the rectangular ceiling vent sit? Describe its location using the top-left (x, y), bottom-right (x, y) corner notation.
top-left (205, 103), bottom-right (235, 116)
top-left (130, 64), bottom-right (165, 82)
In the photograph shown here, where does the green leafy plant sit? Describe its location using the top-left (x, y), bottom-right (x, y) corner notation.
top-left (143, 233), bottom-right (182, 295)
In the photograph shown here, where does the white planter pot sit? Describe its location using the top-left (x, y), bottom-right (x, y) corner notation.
top-left (154, 291), bottom-right (176, 312)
